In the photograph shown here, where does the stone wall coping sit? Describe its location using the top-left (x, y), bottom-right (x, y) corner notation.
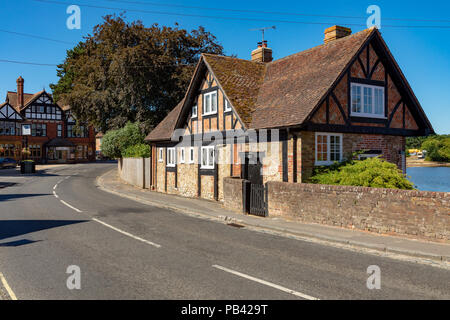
top-left (267, 181), bottom-right (450, 200)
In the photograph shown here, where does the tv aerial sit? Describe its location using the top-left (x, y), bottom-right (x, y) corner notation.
top-left (249, 26), bottom-right (276, 44)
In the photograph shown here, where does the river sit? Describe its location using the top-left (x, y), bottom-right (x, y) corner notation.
top-left (406, 166), bottom-right (450, 192)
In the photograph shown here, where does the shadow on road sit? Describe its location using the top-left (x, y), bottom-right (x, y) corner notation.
top-left (0, 239), bottom-right (42, 247)
top-left (0, 193), bottom-right (50, 202)
top-left (0, 220), bottom-right (88, 241)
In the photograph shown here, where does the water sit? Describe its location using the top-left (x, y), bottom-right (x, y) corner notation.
top-left (406, 167), bottom-right (450, 192)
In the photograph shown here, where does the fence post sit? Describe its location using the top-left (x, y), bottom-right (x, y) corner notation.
top-left (242, 180), bottom-right (250, 214)
top-left (142, 157), bottom-right (145, 189)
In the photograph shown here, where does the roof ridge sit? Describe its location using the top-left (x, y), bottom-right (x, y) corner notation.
top-left (268, 28), bottom-right (374, 65)
top-left (202, 52), bottom-right (266, 65)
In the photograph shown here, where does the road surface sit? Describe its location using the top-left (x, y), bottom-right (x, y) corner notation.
top-left (0, 163), bottom-right (449, 299)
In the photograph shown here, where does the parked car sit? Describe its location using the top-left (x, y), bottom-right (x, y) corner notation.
top-left (0, 158), bottom-right (18, 169)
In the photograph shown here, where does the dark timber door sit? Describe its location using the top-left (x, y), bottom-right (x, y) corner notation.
top-left (242, 153), bottom-right (267, 217)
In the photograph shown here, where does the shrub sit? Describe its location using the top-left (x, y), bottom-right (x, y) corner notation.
top-left (122, 144), bottom-right (150, 158)
top-left (309, 157), bottom-right (414, 190)
top-left (101, 122), bottom-right (145, 158)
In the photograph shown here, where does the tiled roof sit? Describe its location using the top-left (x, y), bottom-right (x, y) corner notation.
top-left (145, 99), bottom-right (184, 141)
top-left (6, 91), bottom-right (38, 112)
top-left (203, 54), bottom-right (266, 126)
top-left (146, 28), bottom-right (375, 141)
top-left (251, 28), bottom-right (373, 128)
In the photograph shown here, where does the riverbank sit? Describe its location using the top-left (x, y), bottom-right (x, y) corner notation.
top-left (406, 157), bottom-right (450, 168)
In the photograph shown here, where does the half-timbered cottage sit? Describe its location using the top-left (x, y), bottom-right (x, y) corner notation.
top-left (145, 26), bottom-right (434, 204)
top-left (0, 76), bottom-right (95, 163)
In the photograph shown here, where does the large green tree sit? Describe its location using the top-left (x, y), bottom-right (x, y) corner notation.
top-left (50, 14), bottom-right (224, 133)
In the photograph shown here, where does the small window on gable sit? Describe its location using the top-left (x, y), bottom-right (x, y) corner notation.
top-left (158, 148), bottom-right (164, 162)
top-left (351, 83), bottom-right (385, 118)
top-left (203, 91), bottom-right (217, 115)
top-left (224, 99), bottom-right (232, 112)
top-left (188, 147), bottom-right (195, 164)
top-left (192, 105), bottom-right (197, 118)
top-left (180, 148), bottom-right (185, 163)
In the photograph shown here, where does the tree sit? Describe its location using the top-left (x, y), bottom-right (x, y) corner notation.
top-left (122, 144), bottom-right (150, 158)
top-left (101, 122), bottom-right (145, 158)
top-left (422, 137), bottom-right (450, 162)
top-left (50, 14), bottom-right (224, 133)
top-left (309, 157), bottom-right (414, 190)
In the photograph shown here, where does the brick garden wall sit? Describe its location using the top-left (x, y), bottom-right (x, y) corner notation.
top-left (267, 181), bottom-right (450, 241)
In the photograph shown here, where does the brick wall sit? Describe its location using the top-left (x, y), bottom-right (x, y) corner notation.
top-left (343, 134), bottom-right (405, 168)
top-left (267, 181), bottom-right (450, 242)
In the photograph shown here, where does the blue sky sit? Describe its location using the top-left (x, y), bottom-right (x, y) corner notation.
top-left (1, 0), bottom-right (449, 133)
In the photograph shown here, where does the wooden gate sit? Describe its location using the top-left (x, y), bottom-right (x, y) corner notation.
top-left (249, 183), bottom-right (267, 217)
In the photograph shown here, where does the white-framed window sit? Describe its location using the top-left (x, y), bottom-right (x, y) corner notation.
top-left (351, 83), bottom-right (385, 118)
top-left (188, 147), bottom-right (195, 164)
top-left (167, 148), bottom-right (176, 167)
top-left (192, 105), bottom-right (197, 118)
top-left (224, 99), bottom-right (232, 112)
top-left (201, 146), bottom-right (215, 169)
top-left (203, 91), bottom-right (217, 115)
top-left (179, 147), bottom-right (185, 163)
top-left (158, 148), bottom-right (164, 162)
top-left (315, 133), bottom-right (343, 166)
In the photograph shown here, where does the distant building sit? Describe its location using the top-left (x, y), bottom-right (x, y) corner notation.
top-left (96, 131), bottom-right (104, 157)
top-left (0, 76), bottom-right (95, 163)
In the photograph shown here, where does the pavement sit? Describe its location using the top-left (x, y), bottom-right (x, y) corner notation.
top-left (98, 168), bottom-right (450, 266)
top-left (0, 162), bottom-right (449, 299)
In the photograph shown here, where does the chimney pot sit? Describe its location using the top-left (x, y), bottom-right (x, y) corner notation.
top-left (324, 25), bottom-right (352, 44)
top-left (251, 42), bottom-right (273, 63)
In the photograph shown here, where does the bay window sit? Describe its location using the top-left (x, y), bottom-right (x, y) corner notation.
top-left (315, 133), bottom-right (343, 165)
top-left (351, 83), bottom-right (385, 118)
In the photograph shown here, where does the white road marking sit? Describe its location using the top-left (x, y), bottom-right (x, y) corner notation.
top-left (92, 218), bottom-right (161, 248)
top-left (60, 200), bottom-right (82, 213)
top-left (212, 265), bottom-right (319, 300)
top-left (53, 172), bottom-right (160, 248)
top-left (0, 272), bottom-right (18, 300)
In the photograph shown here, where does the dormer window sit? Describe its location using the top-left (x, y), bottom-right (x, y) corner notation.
top-left (203, 91), bottom-right (217, 115)
top-left (192, 104), bottom-right (197, 118)
top-left (351, 83), bottom-right (385, 118)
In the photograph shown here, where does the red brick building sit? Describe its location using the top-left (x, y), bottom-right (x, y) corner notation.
top-left (0, 76), bottom-right (95, 163)
top-left (145, 26), bottom-right (434, 203)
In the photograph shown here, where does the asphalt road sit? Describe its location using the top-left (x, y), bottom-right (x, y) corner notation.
top-left (0, 163), bottom-right (449, 300)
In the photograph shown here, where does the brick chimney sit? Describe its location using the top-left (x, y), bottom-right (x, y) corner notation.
top-left (324, 26), bottom-right (352, 44)
top-left (251, 41), bottom-right (273, 63)
top-left (16, 76), bottom-right (24, 107)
